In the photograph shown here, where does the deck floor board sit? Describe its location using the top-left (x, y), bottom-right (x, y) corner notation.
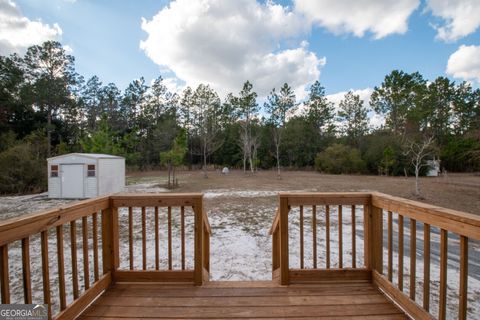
top-left (79, 281), bottom-right (408, 319)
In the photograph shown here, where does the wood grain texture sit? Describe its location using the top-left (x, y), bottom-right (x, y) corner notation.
top-left (312, 205), bottom-right (317, 269)
top-left (372, 192), bottom-right (480, 240)
top-left (459, 235), bottom-right (468, 320)
top-left (0, 196), bottom-right (110, 247)
top-left (299, 205), bottom-right (304, 269)
top-left (388, 211), bottom-right (393, 281)
top-left (128, 207), bottom-right (133, 270)
top-left (82, 216), bottom-right (90, 290)
top-left (352, 205), bottom-right (356, 268)
top-left (21, 238), bottom-right (31, 304)
top-left (92, 212), bottom-right (99, 282)
top-left (70, 220), bottom-right (79, 299)
top-left (142, 207), bottom-right (146, 270)
top-left (423, 223), bottom-right (430, 312)
top-left (398, 215), bottom-right (404, 292)
top-left (80, 280), bottom-right (406, 319)
top-left (439, 229), bottom-right (448, 320)
top-left (57, 225), bottom-right (67, 310)
top-left (338, 205), bottom-right (343, 268)
top-left (409, 218), bottom-right (416, 301)
top-left (155, 207), bottom-right (160, 270)
top-left (279, 196), bottom-right (289, 285)
top-left (0, 245), bottom-right (9, 304)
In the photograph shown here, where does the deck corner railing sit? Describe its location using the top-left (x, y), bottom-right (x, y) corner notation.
top-left (271, 191), bottom-right (480, 320)
top-left (0, 193), bottom-right (210, 320)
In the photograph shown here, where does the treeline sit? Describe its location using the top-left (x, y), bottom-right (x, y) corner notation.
top-left (1, 41), bottom-right (479, 193)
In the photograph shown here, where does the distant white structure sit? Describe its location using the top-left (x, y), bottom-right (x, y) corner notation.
top-left (426, 159), bottom-right (441, 177)
top-left (47, 153), bottom-right (125, 199)
top-left (222, 167), bottom-right (230, 174)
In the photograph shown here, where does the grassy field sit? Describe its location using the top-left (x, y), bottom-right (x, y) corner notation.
top-left (128, 169), bottom-right (480, 215)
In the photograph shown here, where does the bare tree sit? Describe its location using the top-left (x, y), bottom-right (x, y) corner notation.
top-left (231, 81), bottom-right (258, 173)
top-left (403, 136), bottom-right (436, 196)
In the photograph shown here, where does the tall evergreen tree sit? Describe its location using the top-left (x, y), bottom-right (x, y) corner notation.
top-left (338, 91), bottom-right (369, 146)
top-left (370, 70), bottom-right (426, 137)
top-left (265, 83), bottom-right (295, 177)
top-left (20, 41), bottom-right (77, 156)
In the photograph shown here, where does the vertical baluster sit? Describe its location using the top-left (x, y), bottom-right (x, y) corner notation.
top-left (168, 206), bottom-right (172, 270)
top-left (351, 205), bottom-right (356, 268)
top-left (41, 231), bottom-right (52, 318)
top-left (82, 216), bottom-right (90, 290)
top-left (56, 226), bottom-right (66, 310)
top-left (155, 207), bottom-right (159, 270)
top-left (70, 220), bottom-right (79, 299)
top-left (181, 206), bottom-right (186, 270)
top-left (423, 224), bottom-right (430, 312)
top-left (326, 205), bottom-right (330, 269)
top-left (439, 229), bottom-right (448, 320)
top-left (22, 238), bottom-right (31, 304)
top-left (92, 212), bottom-right (99, 282)
top-left (398, 215), bottom-right (404, 291)
top-left (0, 245), bottom-right (10, 304)
top-left (312, 205), bottom-right (317, 269)
top-left (410, 218), bottom-right (416, 300)
top-left (387, 211), bottom-right (393, 281)
top-left (142, 207), bottom-right (146, 270)
top-left (128, 207), bottom-right (133, 270)
top-left (338, 205), bottom-right (343, 268)
top-left (300, 205), bottom-right (304, 269)
top-left (459, 236), bottom-right (468, 320)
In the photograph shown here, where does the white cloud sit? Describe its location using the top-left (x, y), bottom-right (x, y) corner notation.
top-left (140, 0), bottom-right (324, 98)
top-left (62, 44), bottom-right (73, 54)
top-left (0, 0), bottom-right (63, 55)
top-left (426, 0), bottom-right (480, 42)
top-left (294, 0), bottom-right (419, 39)
top-left (163, 77), bottom-right (185, 96)
top-left (446, 45), bottom-right (480, 84)
top-left (327, 88), bottom-right (373, 112)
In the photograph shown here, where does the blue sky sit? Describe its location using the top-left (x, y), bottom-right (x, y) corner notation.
top-left (3, 0), bottom-right (480, 100)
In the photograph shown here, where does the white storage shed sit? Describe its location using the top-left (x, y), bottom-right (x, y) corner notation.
top-left (47, 153), bottom-right (125, 199)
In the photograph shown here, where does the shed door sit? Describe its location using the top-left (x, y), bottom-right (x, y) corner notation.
top-left (61, 164), bottom-right (84, 198)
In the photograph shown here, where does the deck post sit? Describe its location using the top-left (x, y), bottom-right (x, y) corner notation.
top-left (279, 196), bottom-right (289, 285)
top-left (371, 205), bottom-right (384, 274)
top-left (194, 197), bottom-right (204, 286)
top-left (102, 204), bottom-right (119, 284)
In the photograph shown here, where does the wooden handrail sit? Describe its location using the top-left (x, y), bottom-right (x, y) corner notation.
top-left (0, 193), bottom-right (211, 320)
top-left (0, 196), bottom-right (110, 247)
top-left (372, 192), bottom-right (480, 240)
top-left (271, 192), bottom-right (479, 320)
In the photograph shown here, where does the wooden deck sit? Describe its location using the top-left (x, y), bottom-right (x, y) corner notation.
top-left (79, 281), bottom-right (407, 319)
top-left (1, 192), bottom-right (478, 319)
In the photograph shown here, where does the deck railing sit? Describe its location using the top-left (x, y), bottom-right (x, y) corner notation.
top-left (270, 192), bottom-right (480, 320)
top-left (0, 193), bottom-right (210, 320)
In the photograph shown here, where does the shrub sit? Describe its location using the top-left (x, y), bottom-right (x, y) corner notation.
top-left (315, 144), bottom-right (365, 174)
top-left (0, 143), bottom-right (46, 194)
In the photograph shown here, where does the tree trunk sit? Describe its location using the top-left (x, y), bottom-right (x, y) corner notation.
top-left (168, 163), bottom-right (172, 188)
top-left (203, 139), bottom-right (208, 178)
top-left (415, 166), bottom-right (420, 196)
top-left (243, 151), bottom-right (246, 173)
top-left (248, 151), bottom-right (254, 173)
top-left (47, 109), bottom-right (52, 157)
top-left (276, 143), bottom-right (281, 179)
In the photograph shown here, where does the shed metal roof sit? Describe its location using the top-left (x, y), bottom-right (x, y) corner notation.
top-left (47, 153), bottom-right (125, 161)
